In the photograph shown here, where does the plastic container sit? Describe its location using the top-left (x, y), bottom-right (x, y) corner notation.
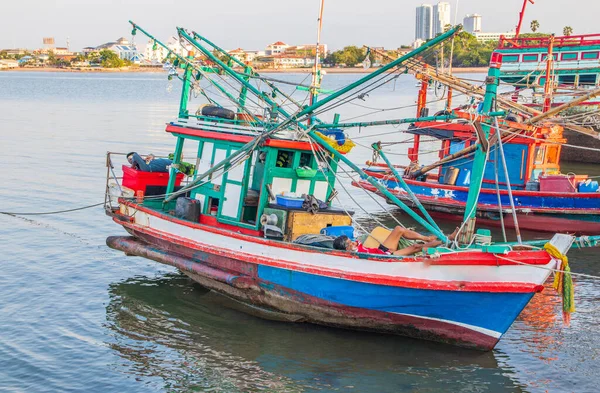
top-left (320, 226), bottom-right (356, 240)
top-left (122, 165), bottom-right (183, 193)
top-left (525, 180), bottom-right (540, 191)
top-left (108, 182), bottom-right (134, 206)
top-left (276, 194), bottom-right (304, 208)
top-left (456, 168), bottom-right (471, 187)
top-left (538, 175), bottom-right (576, 193)
top-left (296, 167), bottom-right (317, 178)
top-left (443, 167), bottom-right (460, 185)
top-left (578, 180), bottom-right (599, 193)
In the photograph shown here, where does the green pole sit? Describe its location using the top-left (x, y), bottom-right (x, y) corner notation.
top-left (309, 131), bottom-right (448, 242)
top-left (192, 31), bottom-right (305, 111)
top-left (178, 60), bottom-right (193, 118)
top-left (316, 111), bottom-right (506, 129)
top-left (165, 136), bottom-right (185, 199)
top-left (178, 25), bottom-right (462, 126)
top-left (129, 22), bottom-right (264, 125)
top-left (373, 143), bottom-right (442, 234)
top-left (461, 64), bottom-right (500, 226)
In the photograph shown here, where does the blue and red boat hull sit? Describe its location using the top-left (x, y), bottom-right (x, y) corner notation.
top-left (106, 203), bottom-right (555, 350)
top-left (357, 172), bottom-right (600, 234)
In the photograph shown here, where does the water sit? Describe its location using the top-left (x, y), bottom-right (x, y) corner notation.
top-left (1, 71), bottom-right (599, 393)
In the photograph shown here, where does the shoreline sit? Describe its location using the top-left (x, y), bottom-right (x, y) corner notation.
top-left (2, 66), bottom-right (488, 74)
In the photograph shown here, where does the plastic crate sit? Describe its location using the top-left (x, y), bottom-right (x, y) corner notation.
top-left (538, 175), bottom-right (576, 193)
top-left (275, 195), bottom-right (304, 208)
top-left (122, 165), bottom-right (183, 193)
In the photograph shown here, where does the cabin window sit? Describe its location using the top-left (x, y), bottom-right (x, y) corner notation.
top-left (560, 52), bottom-right (578, 61)
top-left (538, 77), bottom-right (546, 86)
top-left (581, 51), bottom-right (599, 60)
top-left (299, 152), bottom-right (314, 168)
top-left (276, 150), bottom-right (294, 168)
top-left (541, 54), bottom-right (558, 61)
top-left (545, 145), bottom-right (559, 164)
top-left (579, 74), bottom-right (598, 86)
top-left (533, 146), bottom-right (545, 165)
top-left (522, 54), bottom-right (538, 62)
top-left (502, 55), bottom-right (520, 63)
top-left (559, 75), bottom-right (576, 85)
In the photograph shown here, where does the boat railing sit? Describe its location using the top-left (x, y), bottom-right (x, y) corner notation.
top-left (104, 151), bottom-right (194, 213)
top-left (498, 33), bottom-right (600, 49)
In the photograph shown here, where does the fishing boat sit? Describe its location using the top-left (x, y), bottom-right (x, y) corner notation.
top-left (494, 0), bottom-right (600, 113)
top-left (105, 20), bottom-right (589, 351)
top-left (351, 44), bottom-right (600, 234)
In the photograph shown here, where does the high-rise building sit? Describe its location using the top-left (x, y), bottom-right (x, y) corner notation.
top-left (463, 14), bottom-right (482, 34)
top-left (433, 2), bottom-right (451, 37)
top-left (415, 4), bottom-right (433, 41)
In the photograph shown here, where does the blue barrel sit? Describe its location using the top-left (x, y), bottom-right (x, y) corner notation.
top-left (578, 180), bottom-right (599, 193)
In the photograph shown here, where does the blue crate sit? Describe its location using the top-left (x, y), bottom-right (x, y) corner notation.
top-left (320, 226), bottom-right (356, 240)
top-left (276, 195), bottom-right (304, 208)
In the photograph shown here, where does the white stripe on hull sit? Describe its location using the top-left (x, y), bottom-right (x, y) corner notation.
top-left (124, 206), bottom-right (553, 287)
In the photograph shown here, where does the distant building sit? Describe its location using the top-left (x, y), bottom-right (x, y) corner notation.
top-left (2, 48), bottom-right (28, 56)
top-left (244, 50), bottom-right (264, 63)
top-left (0, 59), bottom-right (19, 69)
top-left (143, 36), bottom-right (192, 65)
top-left (227, 48), bottom-right (248, 63)
top-left (285, 44), bottom-right (328, 58)
top-left (432, 2), bottom-right (451, 36)
top-left (415, 4), bottom-right (433, 41)
top-left (474, 31), bottom-right (516, 42)
top-left (96, 37), bottom-right (143, 63)
top-left (463, 14), bottom-right (482, 34)
top-left (259, 54), bottom-right (315, 69)
top-left (412, 39), bottom-right (426, 49)
top-left (265, 41), bottom-right (289, 55)
top-left (82, 47), bottom-right (97, 55)
top-left (54, 47), bottom-right (70, 55)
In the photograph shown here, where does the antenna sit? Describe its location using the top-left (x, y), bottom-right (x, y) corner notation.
top-left (67, 36), bottom-right (70, 52)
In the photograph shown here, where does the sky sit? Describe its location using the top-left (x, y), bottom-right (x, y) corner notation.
top-left (1, 0), bottom-right (597, 52)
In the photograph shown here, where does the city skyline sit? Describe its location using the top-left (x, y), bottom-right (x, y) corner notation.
top-left (1, 0), bottom-right (596, 52)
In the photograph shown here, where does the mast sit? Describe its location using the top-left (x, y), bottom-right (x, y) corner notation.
top-left (543, 34), bottom-right (555, 112)
top-left (308, 0), bottom-right (325, 125)
top-left (515, 0), bottom-right (535, 38)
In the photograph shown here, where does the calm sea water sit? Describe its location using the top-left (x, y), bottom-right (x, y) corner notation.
top-left (1, 71), bottom-right (600, 393)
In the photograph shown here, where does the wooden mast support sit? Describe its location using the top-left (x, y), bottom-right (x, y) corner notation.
top-left (515, 0), bottom-right (535, 38)
top-left (543, 35), bottom-right (555, 113)
top-left (410, 67), bottom-right (429, 163)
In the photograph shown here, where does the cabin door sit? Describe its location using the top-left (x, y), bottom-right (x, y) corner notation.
top-left (219, 148), bottom-right (249, 222)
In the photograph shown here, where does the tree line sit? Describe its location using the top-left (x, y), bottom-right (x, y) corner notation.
top-left (321, 22), bottom-right (577, 68)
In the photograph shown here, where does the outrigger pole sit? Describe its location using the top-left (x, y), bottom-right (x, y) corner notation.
top-left (129, 21), bottom-right (264, 124)
top-left (460, 54), bottom-right (501, 242)
top-left (171, 25), bottom-right (464, 241)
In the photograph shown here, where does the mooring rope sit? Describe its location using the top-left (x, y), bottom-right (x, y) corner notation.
top-left (0, 202), bottom-right (106, 216)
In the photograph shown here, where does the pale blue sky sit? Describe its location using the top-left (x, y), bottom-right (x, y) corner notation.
top-left (1, 0), bottom-right (597, 51)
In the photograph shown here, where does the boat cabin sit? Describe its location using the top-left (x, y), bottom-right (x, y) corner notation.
top-left (115, 115), bottom-right (353, 242)
top-left (408, 119), bottom-right (567, 191)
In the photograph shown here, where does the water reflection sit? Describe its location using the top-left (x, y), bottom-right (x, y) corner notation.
top-left (106, 273), bottom-right (532, 393)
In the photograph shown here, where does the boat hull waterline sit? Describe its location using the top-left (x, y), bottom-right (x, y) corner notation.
top-left (108, 203), bottom-right (555, 351)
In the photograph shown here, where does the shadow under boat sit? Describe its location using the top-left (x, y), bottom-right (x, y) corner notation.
top-left (104, 273), bottom-right (531, 392)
